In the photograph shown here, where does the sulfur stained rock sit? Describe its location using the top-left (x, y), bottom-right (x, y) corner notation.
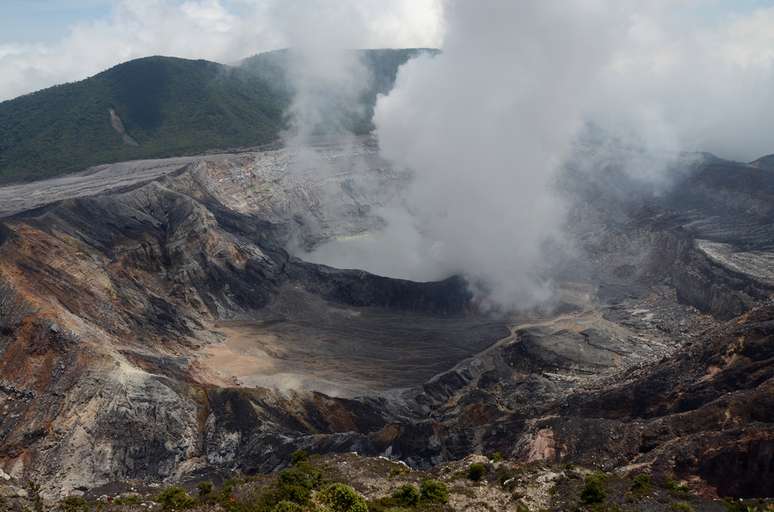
top-left (0, 141), bottom-right (772, 499)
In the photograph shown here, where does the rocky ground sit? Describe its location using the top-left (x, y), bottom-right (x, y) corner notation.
top-left (2, 452), bottom-right (772, 511)
top-left (0, 138), bottom-right (772, 501)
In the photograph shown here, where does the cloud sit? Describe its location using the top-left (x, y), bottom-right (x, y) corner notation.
top-left (373, 1), bottom-right (633, 309)
top-left (0, 0), bottom-right (443, 102)
top-left (306, 1), bottom-right (774, 310)
top-left (589, 4), bottom-right (774, 162)
top-left (304, 1), bottom-right (629, 309)
top-left (5, 0), bottom-right (774, 311)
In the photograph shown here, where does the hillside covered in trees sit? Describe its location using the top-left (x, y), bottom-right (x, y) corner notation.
top-left (0, 49), bottom-right (432, 183)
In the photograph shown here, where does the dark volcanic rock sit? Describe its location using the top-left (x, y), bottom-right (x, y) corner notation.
top-left (0, 151), bottom-right (506, 495)
top-left (0, 144), bottom-right (772, 500)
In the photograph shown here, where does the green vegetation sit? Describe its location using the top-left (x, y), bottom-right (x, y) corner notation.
top-left (391, 484), bottom-right (420, 507)
top-left (26, 480), bottom-right (43, 512)
top-left (723, 500), bottom-right (774, 512)
top-left (580, 473), bottom-right (607, 505)
top-left (26, 458), bottom-right (770, 512)
top-left (389, 465), bottom-right (409, 478)
top-left (0, 57), bottom-right (281, 183)
top-left (664, 478), bottom-right (690, 496)
top-left (157, 486), bottom-right (197, 511)
top-left (59, 496), bottom-right (89, 512)
top-left (211, 459), bottom-right (324, 511)
top-left (0, 49), bottom-right (435, 184)
top-left (466, 463), bottom-right (487, 482)
top-left (317, 483), bottom-right (368, 512)
top-left (278, 464), bottom-right (322, 492)
top-left (113, 494), bottom-right (141, 505)
top-left (489, 451), bottom-right (503, 463)
top-left (271, 501), bottom-right (304, 512)
top-left (419, 479), bottom-right (449, 504)
top-left (290, 449), bottom-right (309, 466)
top-left (196, 481), bottom-right (213, 500)
top-left (369, 478), bottom-right (449, 511)
top-left (629, 473), bottom-right (652, 499)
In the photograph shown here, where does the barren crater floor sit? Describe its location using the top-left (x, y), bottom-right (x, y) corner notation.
top-left (200, 312), bottom-right (508, 397)
top-left (1, 141), bottom-right (773, 499)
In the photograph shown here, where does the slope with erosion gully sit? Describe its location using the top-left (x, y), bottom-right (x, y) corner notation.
top-left (0, 138), bottom-right (772, 498)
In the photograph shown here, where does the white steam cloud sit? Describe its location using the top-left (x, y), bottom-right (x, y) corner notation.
top-left (376, 1), bottom-right (629, 307)
top-left (6, 1), bottom-right (774, 310)
top-left (309, 1), bottom-right (631, 308)
top-left (304, 1), bottom-right (774, 309)
top-left (589, 4), bottom-right (774, 162)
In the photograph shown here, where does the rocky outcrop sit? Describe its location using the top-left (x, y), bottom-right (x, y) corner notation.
top-left (0, 142), bottom-right (771, 499)
top-left (0, 145), bottom-right (496, 496)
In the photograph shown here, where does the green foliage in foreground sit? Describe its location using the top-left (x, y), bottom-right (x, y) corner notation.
top-left (628, 473), bottom-right (652, 501)
top-left (466, 463), bottom-right (487, 482)
top-left (391, 484), bottom-right (420, 507)
top-left (59, 496), bottom-right (89, 512)
top-left (157, 486), bottom-right (197, 511)
top-left (318, 483), bottom-right (369, 512)
top-left (665, 478), bottom-right (691, 497)
top-left (42, 462), bottom-right (774, 512)
top-left (419, 479), bottom-right (449, 504)
top-left (272, 501), bottom-right (304, 512)
top-left (290, 450), bottom-right (310, 466)
top-left (580, 473), bottom-right (607, 505)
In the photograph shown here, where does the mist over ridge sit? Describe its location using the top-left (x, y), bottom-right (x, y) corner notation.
top-left (302, 1), bottom-right (774, 309)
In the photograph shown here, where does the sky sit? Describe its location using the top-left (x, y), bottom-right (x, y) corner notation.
top-left (0, 0), bottom-right (444, 102)
top-left (1, 0), bottom-right (772, 44)
top-left (2, 0), bottom-right (774, 102)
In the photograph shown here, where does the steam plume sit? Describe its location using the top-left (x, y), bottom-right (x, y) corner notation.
top-left (307, 1), bottom-right (774, 310)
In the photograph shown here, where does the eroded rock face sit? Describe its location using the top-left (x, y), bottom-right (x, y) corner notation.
top-left (0, 141), bottom-right (772, 498)
top-left (0, 142), bottom-right (495, 495)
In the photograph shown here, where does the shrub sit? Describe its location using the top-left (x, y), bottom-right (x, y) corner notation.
top-left (221, 478), bottom-right (238, 494)
top-left (279, 465), bottom-right (322, 491)
top-left (722, 500), bottom-right (774, 512)
top-left (391, 484), bottom-right (420, 507)
top-left (197, 480), bottom-right (213, 499)
top-left (290, 450), bottom-right (309, 465)
top-left (665, 479), bottom-right (690, 495)
top-left (273, 463), bottom-right (321, 506)
top-left (276, 483), bottom-right (311, 505)
top-left (60, 496), bottom-right (89, 512)
top-left (272, 501), bottom-right (304, 512)
top-left (490, 451), bottom-right (504, 463)
top-left (157, 486), bottom-right (196, 511)
top-left (631, 474), bottom-right (652, 497)
top-left (26, 480), bottom-right (43, 512)
top-left (420, 479), bottom-right (449, 504)
top-left (113, 494), bottom-right (141, 505)
top-left (389, 465), bottom-right (408, 478)
top-left (580, 474), bottom-right (606, 505)
top-left (467, 463), bottom-right (487, 482)
top-left (671, 502), bottom-right (695, 512)
top-left (318, 483), bottom-right (368, 512)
